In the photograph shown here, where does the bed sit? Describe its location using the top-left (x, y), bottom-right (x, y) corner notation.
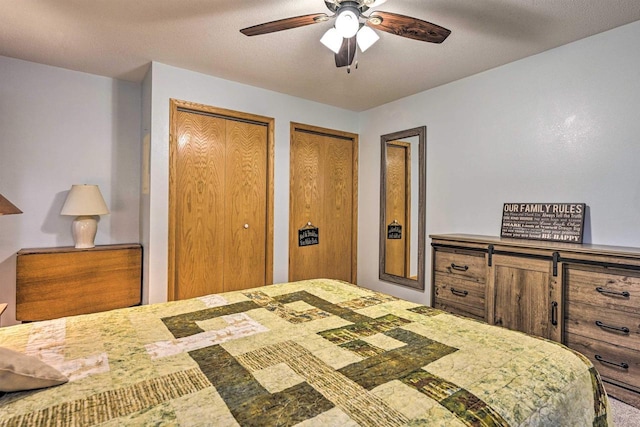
top-left (0, 279), bottom-right (610, 426)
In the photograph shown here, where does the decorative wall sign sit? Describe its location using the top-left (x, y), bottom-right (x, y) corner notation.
top-left (387, 221), bottom-right (402, 239)
top-left (298, 222), bottom-right (319, 247)
top-left (501, 203), bottom-right (586, 243)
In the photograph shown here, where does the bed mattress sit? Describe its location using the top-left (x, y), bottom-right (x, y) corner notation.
top-left (0, 279), bottom-right (609, 426)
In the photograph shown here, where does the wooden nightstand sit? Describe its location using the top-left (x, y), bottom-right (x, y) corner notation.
top-left (16, 244), bottom-right (142, 321)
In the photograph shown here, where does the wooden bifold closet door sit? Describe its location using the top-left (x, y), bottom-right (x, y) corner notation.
top-left (289, 123), bottom-right (358, 284)
top-left (169, 100), bottom-right (274, 300)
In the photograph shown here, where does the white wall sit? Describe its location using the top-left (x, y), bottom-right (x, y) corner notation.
top-left (0, 56), bottom-right (141, 326)
top-left (143, 63), bottom-right (359, 304)
top-left (358, 20), bottom-right (640, 305)
top-left (3, 19), bottom-right (640, 323)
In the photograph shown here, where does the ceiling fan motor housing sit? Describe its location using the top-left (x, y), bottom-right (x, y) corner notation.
top-left (330, 0), bottom-right (369, 13)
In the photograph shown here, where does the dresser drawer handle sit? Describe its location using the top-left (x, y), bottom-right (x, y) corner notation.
top-left (450, 288), bottom-right (469, 297)
top-left (595, 320), bottom-right (630, 334)
top-left (595, 354), bottom-right (629, 370)
top-left (450, 263), bottom-right (469, 272)
top-left (595, 287), bottom-right (630, 298)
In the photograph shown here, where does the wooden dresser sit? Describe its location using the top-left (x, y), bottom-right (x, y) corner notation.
top-left (431, 234), bottom-right (640, 408)
top-left (16, 244), bottom-right (142, 322)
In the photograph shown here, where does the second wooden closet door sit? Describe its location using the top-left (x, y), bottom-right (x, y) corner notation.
top-left (289, 124), bottom-right (358, 283)
top-left (174, 108), bottom-right (268, 299)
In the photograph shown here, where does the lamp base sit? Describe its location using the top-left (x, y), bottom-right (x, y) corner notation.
top-left (72, 215), bottom-right (98, 249)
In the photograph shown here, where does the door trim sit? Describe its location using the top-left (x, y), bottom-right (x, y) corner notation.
top-left (288, 122), bottom-right (359, 284)
top-left (168, 99), bottom-right (275, 300)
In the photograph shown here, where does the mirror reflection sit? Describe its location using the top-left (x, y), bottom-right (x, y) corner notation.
top-left (384, 136), bottom-right (419, 278)
top-left (379, 127), bottom-right (425, 290)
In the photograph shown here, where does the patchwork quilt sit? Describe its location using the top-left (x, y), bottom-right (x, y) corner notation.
top-left (0, 279), bottom-right (609, 426)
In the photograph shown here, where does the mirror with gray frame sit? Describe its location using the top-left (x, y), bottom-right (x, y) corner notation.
top-left (379, 126), bottom-right (426, 290)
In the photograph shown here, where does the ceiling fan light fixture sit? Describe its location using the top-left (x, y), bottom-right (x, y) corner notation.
top-left (363, 0), bottom-right (387, 7)
top-left (320, 28), bottom-right (343, 54)
top-left (335, 8), bottom-right (360, 38)
top-left (356, 25), bottom-right (379, 52)
top-left (367, 16), bottom-right (382, 26)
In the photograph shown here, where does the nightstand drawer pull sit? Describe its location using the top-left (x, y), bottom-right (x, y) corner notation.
top-left (450, 263), bottom-right (469, 272)
top-left (595, 320), bottom-right (630, 334)
top-left (595, 287), bottom-right (630, 298)
top-left (595, 354), bottom-right (629, 369)
top-left (450, 288), bottom-right (469, 297)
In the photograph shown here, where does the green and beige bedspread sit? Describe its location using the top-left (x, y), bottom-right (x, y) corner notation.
top-left (0, 279), bottom-right (610, 426)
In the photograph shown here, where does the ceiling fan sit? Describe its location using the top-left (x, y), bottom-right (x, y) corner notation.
top-left (240, 0), bottom-right (451, 72)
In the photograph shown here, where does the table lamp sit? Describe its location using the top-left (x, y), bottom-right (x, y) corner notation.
top-left (60, 185), bottom-right (109, 248)
top-left (0, 193), bottom-right (22, 216)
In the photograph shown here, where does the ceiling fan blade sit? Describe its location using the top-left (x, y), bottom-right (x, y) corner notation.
top-left (368, 11), bottom-right (451, 43)
top-left (335, 36), bottom-right (356, 67)
top-left (240, 13), bottom-right (329, 36)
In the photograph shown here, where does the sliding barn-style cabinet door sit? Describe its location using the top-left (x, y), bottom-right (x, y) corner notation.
top-left (169, 100), bottom-right (274, 300)
top-left (487, 254), bottom-right (562, 342)
top-left (289, 123), bottom-right (358, 283)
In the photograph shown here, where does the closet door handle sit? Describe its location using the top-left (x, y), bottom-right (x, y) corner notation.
top-left (595, 320), bottom-right (630, 334)
top-left (595, 354), bottom-right (629, 369)
top-left (450, 263), bottom-right (469, 272)
top-left (450, 288), bottom-right (468, 297)
top-left (595, 287), bottom-right (630, 298)
top-left (244, 224), bottom-right (249, 229)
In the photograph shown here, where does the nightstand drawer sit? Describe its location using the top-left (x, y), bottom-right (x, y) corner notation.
top-left (565, 301), bottom-right (640, 349)
top-left (566, 332), bottom-right (640, 393)
top-left (433, 249), bottom-right (486, 284)
top-left (565, 265), bottom-right (640, 314)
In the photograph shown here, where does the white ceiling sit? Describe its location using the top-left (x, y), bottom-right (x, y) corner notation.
top-left (2, 0), bottom-right (640, 111)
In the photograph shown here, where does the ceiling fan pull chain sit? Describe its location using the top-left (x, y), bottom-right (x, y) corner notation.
top-left (355, 42), bottom-right (359, 70)
top-left (347, 39), bottom-right (352, 73)
top-left (347, 36), bottom-right (356, 74)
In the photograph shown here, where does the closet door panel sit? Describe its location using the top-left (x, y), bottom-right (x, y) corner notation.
top-left (321, 135), bottom-right (353, 282)
top-left (289, 131), bottom-right (325, 281)
top-left (224, 120), bottom-right (268, 291)
top-left (174, 111), bottom-right (226, 299)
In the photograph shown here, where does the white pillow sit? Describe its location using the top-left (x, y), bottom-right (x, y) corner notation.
top-left (0, 347), bottom-right (68, 392)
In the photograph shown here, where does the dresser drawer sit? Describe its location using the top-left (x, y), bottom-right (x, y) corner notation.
top-left (433, 272), bottom-right (485, 321)
top-left (433, 248), bottom-right (486, 284)
top-left (565, 265), bottom-right (640, 314)
top-left (565, 301), bottom-right (640, 349)
top-left (566, 332), bottom-right (640, 393)
top-left (434, 301), bottom-right (484, 321)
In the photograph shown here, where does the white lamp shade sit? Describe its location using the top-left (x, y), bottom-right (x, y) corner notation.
top-left (335, 9), bottom-right (359, 38)
top-left (356, 26), bottom-right (380, 52)
top-left (321, 28), bottom-right (343, 54)
top-left (61, 185), bottom-right (109, 216)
